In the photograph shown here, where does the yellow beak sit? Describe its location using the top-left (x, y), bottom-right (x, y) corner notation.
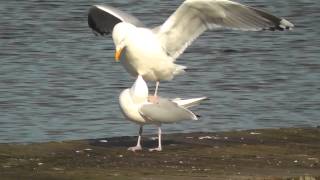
top-left (115, 47), bottom-right (123, 62)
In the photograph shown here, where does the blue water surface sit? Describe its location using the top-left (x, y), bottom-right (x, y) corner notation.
top-left (0, 0), bottom-right (319, 143)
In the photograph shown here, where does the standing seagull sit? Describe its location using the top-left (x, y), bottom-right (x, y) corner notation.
top-left (88, 0), bottom-right (294, 96)
top-left (119, 75), bottom-right (207, 151)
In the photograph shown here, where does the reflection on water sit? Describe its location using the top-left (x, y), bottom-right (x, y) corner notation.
top-left (0, 0), bottom-right (319, 143)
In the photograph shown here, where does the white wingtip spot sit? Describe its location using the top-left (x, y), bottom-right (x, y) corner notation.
top-left (280, 18), bottom-right (294, 30)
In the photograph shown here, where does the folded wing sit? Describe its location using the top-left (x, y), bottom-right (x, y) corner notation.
top-left (139, 98), bottom-right (198, 123)
top-left (157, 0), bottom-right (294, 59)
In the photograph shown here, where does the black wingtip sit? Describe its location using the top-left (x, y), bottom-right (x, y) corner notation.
top-left (266, 18), bottom-right (294, 31)
top-left (278, 18), bottom-right (294, 30)
top-left (88, 6), bottom-right (109, 36)
top-left (88, 5), bottom-right (117, 36)
top-left (250, 7), bottom-right (294, 31)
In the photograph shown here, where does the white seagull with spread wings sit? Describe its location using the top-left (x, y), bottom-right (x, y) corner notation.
top-left (88, 0), bottom-right (294, 96)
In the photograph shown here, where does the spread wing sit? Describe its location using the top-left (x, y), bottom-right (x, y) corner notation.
top-left (88, 5), bottom-right (145, 36)
top-left (156, 0), bottom-right (294, 59)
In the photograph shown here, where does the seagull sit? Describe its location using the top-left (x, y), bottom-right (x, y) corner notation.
top-left (88, 0), bottom-right (294, 96)
top-left (119, 75), bottom-right (207, 151)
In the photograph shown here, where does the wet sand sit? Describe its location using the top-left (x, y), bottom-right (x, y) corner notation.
top-left (0, 127), bottom-right (319, 180)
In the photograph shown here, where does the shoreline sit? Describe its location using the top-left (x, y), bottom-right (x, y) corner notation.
top-left (1, 127), bottom-right (319, 179)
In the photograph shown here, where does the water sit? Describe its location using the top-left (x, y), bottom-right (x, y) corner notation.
top-left (0, 0), bottom-right (319, 143)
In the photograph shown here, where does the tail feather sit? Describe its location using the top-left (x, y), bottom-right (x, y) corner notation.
top-left (172, 97), bottom-right (208, 108)
top-left (173, 64), bottom-right (187, 76)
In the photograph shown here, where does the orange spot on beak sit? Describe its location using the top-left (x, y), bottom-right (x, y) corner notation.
top-left (115, 48), bottom-right (123, 62)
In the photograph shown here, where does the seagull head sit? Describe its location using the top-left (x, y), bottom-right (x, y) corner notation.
top-left (112, 22), bottom-right (135, 61)
top-left (130, 75), bottom-right (149, 103)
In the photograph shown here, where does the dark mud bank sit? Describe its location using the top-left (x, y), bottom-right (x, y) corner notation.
top-left (1, 127), bottom-right (320, 180)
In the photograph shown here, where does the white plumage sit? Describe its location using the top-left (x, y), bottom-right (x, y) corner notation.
top-left (88, 0), bottom-right (293, 92)
top-left (119, 75), bottom-right (207, 151)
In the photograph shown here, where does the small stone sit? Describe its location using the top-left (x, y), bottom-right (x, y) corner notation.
top-left (213, 136), bottom-right (220, 140)
top-left (308, 157), bottom-right (319, 162)
top-left (198, 136), bottom-right (212, 140)
top-left (52, 167), bottom-right (64, 171)
top-left (150, 137), bottom-right (158, 140)
top-left (250, 132), bottom-right (261, 135)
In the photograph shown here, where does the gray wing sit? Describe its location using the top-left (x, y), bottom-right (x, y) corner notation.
top-left (88, 5), bottom-right (145, 36)
top-left (139, 98), bottom-right (197, 123)
top-left (156, 0), bottom-right (294, 59)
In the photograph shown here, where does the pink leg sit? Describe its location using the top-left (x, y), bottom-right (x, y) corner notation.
top-left (128, 126), bottom-right (143, 152)
top-left (149, 125), bottom-right (162, 152)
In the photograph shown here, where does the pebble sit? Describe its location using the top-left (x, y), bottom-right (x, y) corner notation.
top-left (213, 136), bottom-right (220, 140)
top-left (52, 167), bottom-right (64, 171)
top-left (250, 132), bottom-right (261, 135)
top-left (198, 136), bottom-right (212, 140)
top-left (308, 157), bottom-right (319, 162)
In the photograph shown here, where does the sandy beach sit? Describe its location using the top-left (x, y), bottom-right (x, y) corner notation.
top-left (0, 127), bottom-right (319, 180)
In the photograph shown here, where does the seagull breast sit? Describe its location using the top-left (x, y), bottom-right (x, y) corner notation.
top-left (118, 26), bottom-right (177, 81)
